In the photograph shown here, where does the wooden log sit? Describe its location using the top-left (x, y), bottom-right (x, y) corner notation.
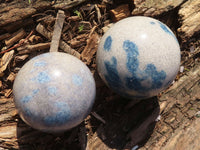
top-left (0, 1), bottom-right (50, 28)
top-left (85, 62), bottom-right (200, 150)
top-left (132, 0), bottom-right (185, 16)
top-left (2, 18), bottom-right (34, 33)
top-left (178, 0), bottom-right (200, 40)
top-left (138, 63), bottom-right (200, 150)
top-left (53, 0), bottom-right (88, 9)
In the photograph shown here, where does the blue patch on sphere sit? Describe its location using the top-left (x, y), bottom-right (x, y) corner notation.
top-left (150, 21), bottom-right (155, 25)
top-left (104, 57), bottom-right (122, 90)
top-left (36, 71), bottom-right (51, 83)
top-left (104, 36), bottom-right (112, 51)
top-left (144, 64), bottom-right (166, 89)
top-left (158, 22), bottom-right (173, 35)
top-left (24, 108), bottom-right (32, 117)
top-left (72, 75), bottom-right (83, 86)
top-left (48, 87), bottom-right (57, 96)
top-left (44, 102), bottom-right (70, 126)
top-left (158, 21), bottom-right (179, 43)
top-left (34, 61), bottom-right (47, 67)
top-left (21, 89), bottom-right (39, 103)
top-left (21, 95), bottom-right (32, 103)
top-left (123, 40), bottom-right (139, 73)
top-left (32, 89), bottom-right (39, 95)
top-left (150, 21), bottom-right (179, 43)
top-left (104, 40), bottom-right (167, 97)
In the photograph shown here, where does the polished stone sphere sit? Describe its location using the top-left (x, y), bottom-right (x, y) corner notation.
top-left (13, 52), bottom-right (96, 132)
top-left (97, 16), bottom-right (180, 99)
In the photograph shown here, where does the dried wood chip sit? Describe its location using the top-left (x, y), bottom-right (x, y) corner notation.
top-left (36, 15), bottom-right (55, 24)
top-left (59, 40), bottom-right (81, 58)
top-left (0, 50), bottom-right (14, 74)
top-left (0, 80), bottom-right (3, 89)
top-left (79, 21), bottom-right (92, 32)
top-left (4, 89), bottom-right (13, 98)
top-left (102, 0), bottom-right (113, 5)
top-left (110, 4), bottom-right (130, 22)
top-left (5, 28), bottom-right (26, 47)
top-left (94, 4), bottom-right (102, 24)
top-left (6, 72), bottom-right (16, 83)
top-left (69, 34), bottom-right (88, 48)
top-left (28, 35), bottom-right (43, 43)
top-left (68, 16), bottom-right (81, 21)
top-left (14, 55), bottom-right (29, 62)
top-left (81, 32), bottom-right (99, 65)
top-left (17, 43), bottom-right (50, 55)
top-left (36, 23), bottom-right (81, 58)
top-left (0, 33), bottom-right (11, 41)
top-left (36, 23), bottom-right (52, 40)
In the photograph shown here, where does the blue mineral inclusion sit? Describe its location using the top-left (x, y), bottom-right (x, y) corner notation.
top-left (150, 21), bottom-right (179, 43)
top-left (72, 74), bottom-right (83, 86)
top-left (21, 95), bottom-right (32, 103)
top-left (104, 57), bottom-right (122, 90)
top-left (48, 87), bottom-right (57, 96)
top-left (32, 89), bottom-right (39, 95)
top-left (104, 38), bottom-right (166, 96)
top-left (104, 36), bottom-right (112, 51)
top-left (24, 108), bottom-right (32, 117)
top-left (158, 21), bottom-right (179, 43)
top-left (21, 89), bottom-right (39, 103)
top-left (144, 64), bottom-right (166, 89)
top-left (44, 102), bottom-right (70, 126)
top-left (123, 40), bottom-right (139, 73)
top-left (158, 21), bottom-right (173, 36)
top-left (36, 71), bottom-right (51, 83)
top-left (34, 61), bottom-right (47, 67)
top-left (150, 21), bottom-right (155, 25)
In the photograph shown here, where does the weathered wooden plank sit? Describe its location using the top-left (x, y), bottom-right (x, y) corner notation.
top-left (178, 0), bottom-right (200, 40)
top-left (132, 0), bottom-right (186, 16)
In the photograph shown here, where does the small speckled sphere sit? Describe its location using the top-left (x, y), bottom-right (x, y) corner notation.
top-left (13, 52), bottom-right (96, 132)
top-left (97, 16), bottom-right (181, 99)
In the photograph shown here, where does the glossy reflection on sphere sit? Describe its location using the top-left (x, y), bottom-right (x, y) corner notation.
top-left (13, 52), bottom-right (96, 132)
top-left (97, 16), bottom-right (181, 99)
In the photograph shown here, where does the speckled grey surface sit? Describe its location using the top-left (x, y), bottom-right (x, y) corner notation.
top-left (97, 16), bottom-right (181, 99)
top-left (13, 52), bottom-right (96, 132)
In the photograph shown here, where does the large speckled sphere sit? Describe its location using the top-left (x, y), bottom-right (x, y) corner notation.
top-left (13, 52), bottom-right (96, 132)
top-left (97, 16), bottom-right (180, 99)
